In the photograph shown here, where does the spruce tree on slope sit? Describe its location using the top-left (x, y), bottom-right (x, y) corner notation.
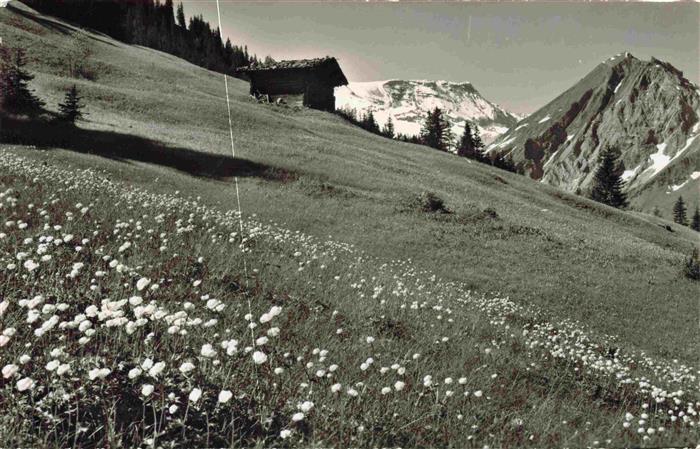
top-left (470, 124), bottom-right (484, 158)
top-left (673, 196), bottom-right (688, 226)
top-left (421, 107), bottom-right (452, 152)
top-left (590, 147), bottom-right (628, 209)
top-left (0, 48), bottom-right (45, 117)
top-left (691, 206), bottom-right (700, 232)
top-left (382, 116), bottom-right (395, 139)
top-left (57, 84), bottom-right (86, 124)
top-left (456, 121), bottom-right (477, 158)
top-left (362, 110), bottom-right (380, 135)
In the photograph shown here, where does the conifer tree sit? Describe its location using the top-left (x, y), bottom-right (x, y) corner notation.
top-left (0, 48), bottom-right (45, 117)
top-left (471, 124), bottom-right (484, 156)
top-left (691, 206), bottom-right (700, 232)
top-left (361, 111), bottom-right (380, 135)
top-left (590, 147), bottom-right (628, 209)
top-left (420, 107), bottom-right (452, 151)
top-left (673, 196), bottom-right (688, 226)
top-left (382, 116), bottom-right (395, 139)
top-left (57, 84), bottom-right (85, 124)
top-left (456, 122), bottom-right (476, 158)
top-left (493, 154), bottom-right (517, 172)
top-left (176, 2), bottom-right (186, 28)
top-left (456, 121), bottom-right (488, 161)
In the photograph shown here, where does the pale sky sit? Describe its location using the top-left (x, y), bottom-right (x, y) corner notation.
top-left (183, 1), bottom-right (699, 115)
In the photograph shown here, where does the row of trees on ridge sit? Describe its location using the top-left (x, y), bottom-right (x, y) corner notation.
top-left (337, 106), bottom-right (517, 173)
top-left (22, 0), bottom-right (259, 76)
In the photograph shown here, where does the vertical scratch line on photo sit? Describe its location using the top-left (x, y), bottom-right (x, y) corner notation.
top-left (215, 0), bottom-right (254, 348)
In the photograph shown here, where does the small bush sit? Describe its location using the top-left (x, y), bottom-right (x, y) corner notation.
top-left (415, 191), bottom-right (450, 214)
top-left (683, 248), bottom-right (700, 281)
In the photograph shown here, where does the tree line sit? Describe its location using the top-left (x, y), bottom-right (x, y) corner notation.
top-left (337, 106), bottom-right (517, 173)
top-left (22, 0), bottom-right (259, 75)
top-left (338, 106), bottom-right (700, 227)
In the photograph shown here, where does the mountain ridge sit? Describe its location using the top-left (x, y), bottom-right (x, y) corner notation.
top-left (486, 52), bottom-right (700, 212)
top-left (335, 79), bottom-right (520, 144)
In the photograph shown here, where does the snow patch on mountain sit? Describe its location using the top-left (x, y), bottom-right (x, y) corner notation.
top-left (335, 80), bottom-right (519, 144)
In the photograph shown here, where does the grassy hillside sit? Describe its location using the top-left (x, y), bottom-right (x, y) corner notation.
top-left (1, 2), bottom-right (699, 447)
top-left (1, 1), bottom-right (698, 362)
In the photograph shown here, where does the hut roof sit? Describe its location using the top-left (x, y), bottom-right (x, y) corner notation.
top-left (237, 57), bottom-right (348, 86)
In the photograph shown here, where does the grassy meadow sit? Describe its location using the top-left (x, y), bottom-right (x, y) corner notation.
top-left (0, 2), bottom-right (699, 447)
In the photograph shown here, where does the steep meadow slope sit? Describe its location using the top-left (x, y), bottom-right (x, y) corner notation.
top-left (1, 1), bottom-right (698, 363)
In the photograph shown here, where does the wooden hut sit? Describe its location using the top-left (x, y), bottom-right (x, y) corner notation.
top-left (237, 57), bottom-right (348, 112)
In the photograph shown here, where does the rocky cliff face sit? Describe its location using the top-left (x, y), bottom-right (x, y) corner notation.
top-left (335, 80), bottom-right (519, 144)
top-left (487, 53), bottom-right (700, 212)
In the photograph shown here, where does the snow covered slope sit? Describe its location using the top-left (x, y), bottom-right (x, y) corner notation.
top-left (335, 80), bottom-right (519, 144)
top-left (486, 53), bottom-right (700, 213)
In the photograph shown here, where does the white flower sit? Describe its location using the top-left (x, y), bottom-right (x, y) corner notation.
top-left (2, 364), bottom-right (19, 379)
top-left (45, 360), bottom-right (60, 371)
top-left (347, 388), bottom-right (358, 397)
top-left (128, 367), bottom-right (142, 379)
top-left (88, 368), bottom-right (111, 380)
top-left (141, 358), bottom-right (154, 370)
top-left (255, 336), bottom-right (269, 346)
top-left (189, 388), bottom-right (202, 403)
top-left (129, 296), bottom-right (143, 306)
top-left (291, 412), bottom-right (304, 422)
top-left (331, 383), bottom-right (342, 393)
top-left (200, 344), bottom-right (216, 358)
top-left (381, 387), bottom-right (391, 395)
top-left (298, 401), bottom-right (314, 413)
top-left (394, 381), bottom-right (405, 391)
top-left (474, 390), bottom-right (483, 398)
top-left (56, 364), bottom-right (71, 375)
top-left (148, 362), bottom-right (166, 377)
top-left (252, 351), bottom-right (267, 365)
top-left (141, 384), bottom-right (155, 397)
top-left (280, 429), bottom-right (292, 439)
top-left (179, 362), bottom-right (195, 374)
top-left (23, 259), bottom-right (39, 272)
top-left (218, 390), bottom-right (233, 404)
top-left (136, 278), bottom-right (151, 291)
top-left (16, 377), bottom-right (34, 391)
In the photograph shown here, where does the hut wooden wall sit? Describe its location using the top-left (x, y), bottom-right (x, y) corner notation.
top-left (249, 69), bottom-right (337, 112)
top-left (304, 84), bottom-right (335, 112)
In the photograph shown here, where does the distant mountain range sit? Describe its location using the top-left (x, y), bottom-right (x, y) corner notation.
top-left (486, 53), bottom-right (700, 212)
top-left (335, 80), bottom-right (520, 144)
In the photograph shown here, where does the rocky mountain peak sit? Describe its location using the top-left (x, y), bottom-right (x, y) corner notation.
top-left (487, 55), bottom-right (699, 212)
